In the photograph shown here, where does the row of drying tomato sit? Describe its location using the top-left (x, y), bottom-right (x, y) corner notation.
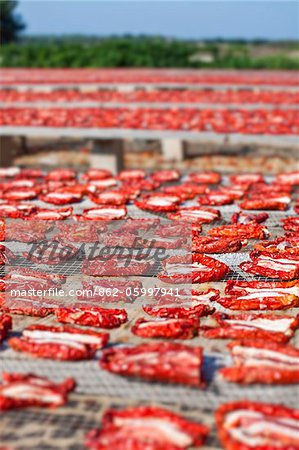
top-left (1, 107), bottom-right (298, 134)
top-left (1, 68), bottom-right (298, 86)
top-left (1, 89), bottom-right (298, 105)
top-left (0, 168), bottom-right (298, 209)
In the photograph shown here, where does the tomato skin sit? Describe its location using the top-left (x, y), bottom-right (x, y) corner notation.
top-left (158, 254), bottom-right (230, 284)
top-left (216, 400), bottom-right (299, 450)
top-left (56, 306), bottom-right (128, 329)
top-left (86, 404), bottom-right (209, 450)
top-left (204, 312), bottom-right (299, 343)
top-left (220, 339), bottom-right (299, 385)
top-left (0, 373), bottom-right (75, 411)
top-left (9, 324), bottom-right (109, 361)
top-left (101, 342), bottom-right (205, 387)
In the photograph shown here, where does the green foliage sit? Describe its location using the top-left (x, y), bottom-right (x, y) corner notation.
top-left (0, 37), bottom-right (195, 68)
top-left (0, 0), bottom-right (25, 44)
top-left (0, 36), bottom-right (298, 69)
top-left (250, 54), bottom-right (299, 70)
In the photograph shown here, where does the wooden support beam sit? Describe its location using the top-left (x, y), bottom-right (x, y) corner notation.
top-left (161, 138), bottom-right (187, 161)
top-left (0, 136), bottom-right (14, 166)
top-left (20, 136), bottom-right (28, 153)
top-left (89, 139), bottom-right (125, 173)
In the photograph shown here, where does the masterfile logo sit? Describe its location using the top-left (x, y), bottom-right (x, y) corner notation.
top-left (4, 218), bottom-right (193, 309)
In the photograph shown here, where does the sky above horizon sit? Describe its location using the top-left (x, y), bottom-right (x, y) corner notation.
top-left (17, 1), bottom-right (298, 40)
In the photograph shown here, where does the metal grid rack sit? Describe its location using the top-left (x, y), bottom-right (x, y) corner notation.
top-left (2, 350), bottom-right (298, 411)
top-left (4, 254), bottom-right (277, 282)
top-left (1, 180), bottom-right (298, 450)
top-left (3, 222), bottom-right (289, 282)
top-left (1, 268), bottom-right (299, 414)
top-left (0, 393), bottom-right (220, 450)
top-left (0, 394), bottom-right (109, 450)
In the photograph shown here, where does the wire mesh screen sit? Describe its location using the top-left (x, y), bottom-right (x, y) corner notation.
top-left (2, 354), bottom-right (298, 411)
top-left (0, 392), bottom-right (220, 450)
top-left (0, 183), bottom-right (298, 450)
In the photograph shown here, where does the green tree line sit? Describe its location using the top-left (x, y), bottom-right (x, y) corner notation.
top-left (1, 37), bottom-right (298, 69)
